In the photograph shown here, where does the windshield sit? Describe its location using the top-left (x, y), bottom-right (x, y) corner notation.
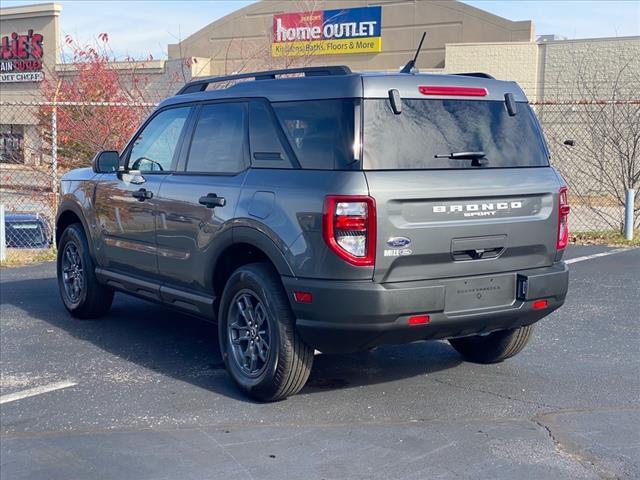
top-left (363, 99), bottom-right (549, 170)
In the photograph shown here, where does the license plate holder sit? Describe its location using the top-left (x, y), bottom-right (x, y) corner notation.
top-left (445, 275), bottom-right (515, 313)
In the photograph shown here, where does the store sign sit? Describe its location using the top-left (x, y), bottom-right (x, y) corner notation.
top-left (0, 29), bottom-right (44, 83)
top-left (272, 6), bottom-right (382, 57)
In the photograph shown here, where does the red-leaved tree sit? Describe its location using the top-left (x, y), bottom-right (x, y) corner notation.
top-left (38, 34), bottom-right (162, 170)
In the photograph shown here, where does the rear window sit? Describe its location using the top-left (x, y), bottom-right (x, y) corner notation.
top-left (363, 99), bottom-right (549, 170)
top-left (272, 99), bottom-right (356, 170)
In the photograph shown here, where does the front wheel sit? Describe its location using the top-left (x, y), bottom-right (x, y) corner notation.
top-left (449, 324), bottom-right (534, 364)
top-left (57, 223), bottom-right (113, 319)
top-left (218, 262), bottom-right (313, 401)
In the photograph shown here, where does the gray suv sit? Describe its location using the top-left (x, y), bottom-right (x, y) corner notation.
top-left (56, 66), bottom-right (570, 401)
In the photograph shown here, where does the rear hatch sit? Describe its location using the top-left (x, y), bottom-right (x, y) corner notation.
top-left (362, 94), bottom-right (561, 283)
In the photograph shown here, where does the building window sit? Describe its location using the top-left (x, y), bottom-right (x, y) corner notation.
top-left (0, 125), bottom-right (25, 164)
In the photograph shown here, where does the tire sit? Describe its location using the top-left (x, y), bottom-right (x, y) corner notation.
top-left (57, 223), bottom-right (113, 319)
top-left (449, 324), bottom-right (534, 364)
top-left (218, 262), bottom-right (313, 401)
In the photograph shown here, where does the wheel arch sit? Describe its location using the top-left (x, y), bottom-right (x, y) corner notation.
top-left (212, 226), bottom-right (294, 299)
top-left (56, 201), bottom-right (96, 260)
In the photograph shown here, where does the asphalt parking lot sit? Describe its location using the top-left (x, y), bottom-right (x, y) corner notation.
top-left (1, 245), bottom-right (639, 479)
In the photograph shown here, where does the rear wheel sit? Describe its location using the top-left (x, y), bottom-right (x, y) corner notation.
top-left (57, 223), bottom-right (113, 319)
top-left (449, 324), bottom-right (534, 364)
top-left (219, 262), bottom-right (313, 401)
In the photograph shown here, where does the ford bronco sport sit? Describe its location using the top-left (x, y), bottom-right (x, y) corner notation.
top-left (56, 65), bottom-right (570, 401)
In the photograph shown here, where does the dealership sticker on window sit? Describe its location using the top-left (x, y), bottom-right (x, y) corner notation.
top-left (11, 224), bottom-right (39, 229)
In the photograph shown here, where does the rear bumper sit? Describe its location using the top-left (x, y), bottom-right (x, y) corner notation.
top-left (282, 263), bottom-right (569, 353)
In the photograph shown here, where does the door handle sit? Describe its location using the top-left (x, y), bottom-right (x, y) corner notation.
top-left (199, 193), bottom-right (226, 208)
top-left (132, 188), bottom-right (153, 201)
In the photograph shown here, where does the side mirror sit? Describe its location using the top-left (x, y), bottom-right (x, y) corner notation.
top-left (92, 151), bottom-right (120, 173)
top-left (563, 139), bottom-right (575, 147)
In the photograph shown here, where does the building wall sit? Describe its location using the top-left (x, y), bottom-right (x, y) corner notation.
top-left (168, 0), bottom-right (533, 74)
top-left (438, 36), bottom-right (640, 103)
top-left (443, 42), bottom-right (539, 100)
top-left (538, 36), bottom-right (640, 101)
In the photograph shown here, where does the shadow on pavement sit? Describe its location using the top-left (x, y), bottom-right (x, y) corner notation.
top-left (2, 269), bottom-right (463, 401)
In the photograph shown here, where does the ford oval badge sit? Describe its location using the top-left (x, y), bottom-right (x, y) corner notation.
top-left (387, 236), bottom-right (411, 248)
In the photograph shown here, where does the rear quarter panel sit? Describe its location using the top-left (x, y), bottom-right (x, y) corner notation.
top-left (237, 169), bottom-right (372, 280)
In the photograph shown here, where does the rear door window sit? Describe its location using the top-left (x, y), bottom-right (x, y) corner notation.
top-left (186, 102), bottom-right (247, 174)
top-left (363, 99), bottom-right (549, 170)
top-left (249, 101), bottom-right (293, 169)
top-left (272, 99), bottom-right (357, 170)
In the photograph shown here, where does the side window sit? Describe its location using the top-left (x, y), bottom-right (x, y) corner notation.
top-left (128, 107), bottom-right (190, 172)
top-left (249, 101), bottom-right (292, 168)
top-left (186, 103), bottom-right (247, 174)
top-left (271, 99), bottom-right (356, 170)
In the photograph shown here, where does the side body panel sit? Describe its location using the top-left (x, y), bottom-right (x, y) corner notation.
top-left (93, 172), bottom-right (167, 277)
top-left (57, 168), bottom-right (101, 258)
top-left (237, 169), bottom-right (371, 280)
top-left (154, 172), bottom-right (247, 293)
top-left (235, 169), bottom-right (373, 280)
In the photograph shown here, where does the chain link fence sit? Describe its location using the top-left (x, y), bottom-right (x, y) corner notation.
top-left (1, 99), bottom-right (638, 257)
top-left (0, 100), bottom-right (155, 254)
top-left (532, 100), bottom-right (639, 233)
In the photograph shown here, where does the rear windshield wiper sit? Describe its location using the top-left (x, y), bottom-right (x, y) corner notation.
top-left (434, 151), bottom-right (487, 166)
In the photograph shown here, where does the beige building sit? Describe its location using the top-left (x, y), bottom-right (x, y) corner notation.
top-left (166, 0), bottom-right (639, 103)
top-left (168, 0), bottom-right (534, 73)
top-left (2, 1), bottom-right (638, 106)
top-left (0, 0), bottom-right (542, 169)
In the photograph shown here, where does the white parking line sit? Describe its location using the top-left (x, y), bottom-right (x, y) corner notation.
top-left (565, 248), bottom-right (634, 264)
top-left (0, 380), bottom-right (77, 405)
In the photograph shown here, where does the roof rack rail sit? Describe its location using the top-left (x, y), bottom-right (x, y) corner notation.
top-left (452, 72), bottom-right (495, 79)
top-left (176, 65), bottom-right (353, 95)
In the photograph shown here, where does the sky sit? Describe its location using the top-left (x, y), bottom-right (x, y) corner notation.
top-left (2, 0), bottom-right (639, 60)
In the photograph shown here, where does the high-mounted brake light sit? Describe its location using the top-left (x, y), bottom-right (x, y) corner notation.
top-left (419, 86), bottom-right (488, 97)
top-left (323, 195), bottom-right (376, 266)
top-left (557, 186), bottom-right (571, 250)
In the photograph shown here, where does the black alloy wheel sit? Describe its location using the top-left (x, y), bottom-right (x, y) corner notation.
top-left (227, 290), bottom-right (272, 377)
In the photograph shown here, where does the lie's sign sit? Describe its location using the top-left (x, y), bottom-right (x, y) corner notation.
top-left (0, 29), bottom-right (45, 83)
top-left (272, 6), bottom-right (382, 57)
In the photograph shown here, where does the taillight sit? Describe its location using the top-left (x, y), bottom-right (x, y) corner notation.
top-left (557, 186), bottom-right (571, 250)
top-left (418, 85), bottom-right (488, 97)
top-left (293, 291), bottom-right (313, 304)
top-left (323, 195), bottom-right (376, 266)
top-left (532, 299), bottom-right (548, 310)
top-left (408, 314), bottom-right (430, 326)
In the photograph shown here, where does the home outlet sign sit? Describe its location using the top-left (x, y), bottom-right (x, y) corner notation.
top-left (0, 30), bottom-right (45, 83)
top-left (272, 6), bottom-right (382, 57)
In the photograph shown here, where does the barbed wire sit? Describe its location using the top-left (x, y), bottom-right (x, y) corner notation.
top-left (2, 101), bottom-right (159, 107)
